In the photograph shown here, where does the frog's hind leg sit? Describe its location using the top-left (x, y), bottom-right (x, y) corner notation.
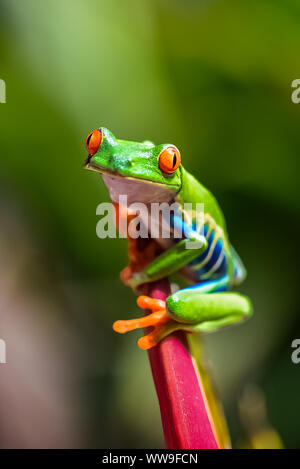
top-left (166, 275), bottom-right (252, 333)
top-left (114, 276), bottom-right (252, 349)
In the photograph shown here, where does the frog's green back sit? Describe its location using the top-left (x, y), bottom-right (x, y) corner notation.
top-left (177, 166), bottom-right (228, 236)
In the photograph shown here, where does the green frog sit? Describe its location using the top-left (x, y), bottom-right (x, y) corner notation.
top-left (85, 127), bottom-right (252, 349)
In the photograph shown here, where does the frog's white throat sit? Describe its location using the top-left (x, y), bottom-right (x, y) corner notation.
top-left (102, 174), bottom-right (177, 205)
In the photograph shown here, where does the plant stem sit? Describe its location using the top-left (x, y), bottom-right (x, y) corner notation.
top-left (141, 278), bottom-right (225, 449)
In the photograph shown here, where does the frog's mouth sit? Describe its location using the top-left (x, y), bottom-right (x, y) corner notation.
top-left (102, 173), bottom-right (177, 205)
top-left (85, 161), bottom-right (178, 205)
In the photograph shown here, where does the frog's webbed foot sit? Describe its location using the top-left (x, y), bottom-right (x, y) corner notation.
top-left (113, 296), bottom-right (174, 350)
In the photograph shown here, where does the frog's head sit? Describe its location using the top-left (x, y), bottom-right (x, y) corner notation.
top-left (84, 127), bottom-right (182, 204)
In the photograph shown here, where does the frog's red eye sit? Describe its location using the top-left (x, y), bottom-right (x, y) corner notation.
top-left (85, 129), bottom-right (102, 155)
top-left (158, 146), bottom-right (181, 174)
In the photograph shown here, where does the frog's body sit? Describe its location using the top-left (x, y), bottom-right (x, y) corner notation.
top-left (173, 167), bottom-right (245, 286)
top-left (85, 128), bottom-right (252, 349)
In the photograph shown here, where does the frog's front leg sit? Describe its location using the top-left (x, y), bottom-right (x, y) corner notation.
top-left (113, 202), bottom-right (163, 284)
top-left (127, 235), bottom-right (208, 288)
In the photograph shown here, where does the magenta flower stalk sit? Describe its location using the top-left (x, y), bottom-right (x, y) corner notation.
top-left (142, 278), bottom-right (227, 449)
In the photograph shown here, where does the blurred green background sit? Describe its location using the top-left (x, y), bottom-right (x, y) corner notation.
top-left (0, 0), bottom-right (299, 448)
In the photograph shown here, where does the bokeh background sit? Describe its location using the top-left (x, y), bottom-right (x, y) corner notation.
top-left (0, 0), bottom-right (299, 448)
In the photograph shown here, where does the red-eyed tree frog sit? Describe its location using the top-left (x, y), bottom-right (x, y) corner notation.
top-left (85, 128), bottom-right (252, 350)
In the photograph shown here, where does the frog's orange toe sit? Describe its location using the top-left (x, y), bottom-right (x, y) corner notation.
top-left (113, 308), bottom-right (168, 334)
top-left (137, 326), bottom-right (164, 350)
top-left (137, 295), bottom-right (166, 312)
top-left (113, 296), bottom-right (170, 348)
top-left (113, 320), bottom-right (132, 334)
top-left (138, 334), bottom-right (157, 350)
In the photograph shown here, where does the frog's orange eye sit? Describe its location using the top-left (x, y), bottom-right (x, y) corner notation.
top-left (158, 146), bottom-right (181, 174)
top-left (85, 129), bottom-right (102, 155)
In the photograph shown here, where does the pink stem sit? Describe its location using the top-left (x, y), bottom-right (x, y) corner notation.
top-left (142, 279), bottom-right (220, 449)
